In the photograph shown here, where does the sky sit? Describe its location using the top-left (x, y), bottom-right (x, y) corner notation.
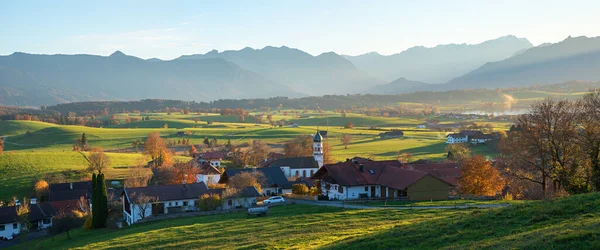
top-left (1, 0), bottom-right (599, 60)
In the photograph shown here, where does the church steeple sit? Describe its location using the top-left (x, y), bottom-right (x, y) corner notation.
top-left (313, 130), bottom-right (324, 167)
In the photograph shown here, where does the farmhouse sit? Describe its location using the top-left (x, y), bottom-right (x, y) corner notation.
top-left (267, 156), bottom-right (319, 178)
top-left (405, 162), bottom-right (461, 186)
top-left (195, 162), bottom-right (222, 184)
top-left (312, 159), bottom-right (454, 201)
top-left (0, 202), bottom-right (55, 240)
top-left (196, 151), bottom-right (227, 167)
top-left (48, 181), bottom-right (92, 213)
top-left (219, 167), bottom-right (292, 195)
top-left (446, 130), bottom-right (493, 144)
top-left (379, 130), bottom-right (404, 139)
top-left (122, 183), bottom-right (260, 224)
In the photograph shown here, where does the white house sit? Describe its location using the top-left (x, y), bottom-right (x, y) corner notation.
top-left (0, 202), bottom-right (55, 240)
top-left (195, 162), bottom-right (222, 184)
top-left (268, 157), bottom-right (320, 178)
top-left (122, 183), bottom-right (260, 225)
top-left (446, 133), bottom-right (468, 143)
top-left (196, 151), bottom-right (227, 167)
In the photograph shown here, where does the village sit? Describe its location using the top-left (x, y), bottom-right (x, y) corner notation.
top-left (0, 127), bottom-right (506, 243)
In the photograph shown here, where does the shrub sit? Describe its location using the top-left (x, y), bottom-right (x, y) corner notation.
top-left (292, 184), bottom-right (309, 195)
top-left (83, 215), bottom-right (93, 230)
top-left (198, 193), bottom-right (221, 211)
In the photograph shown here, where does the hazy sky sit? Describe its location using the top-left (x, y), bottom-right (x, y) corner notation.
top-left (1, 0), bottom-right (599, 60)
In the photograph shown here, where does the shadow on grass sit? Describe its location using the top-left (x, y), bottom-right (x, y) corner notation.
top-left (322, 194), bottom-right (600, 250)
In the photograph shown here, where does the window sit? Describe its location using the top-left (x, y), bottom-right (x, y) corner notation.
top-left (0, 225), bottom-right (4, 231)
top-left (13, 223), bottom-right (18, 229)
top-left (295, 170), bottom-right (300, 177)
top-left (183, 201), bottom-right (188, 206)
top-left (303, 170), bottom-right (307, 177)
top-left (338, 186), bottom-right (343, 194)
top-left (310, 170), bottom-right (314, 176)
top-left (43, 219), bottom-right (51, 224)
top-left (364, 186), bottom-right (368, 192)
top-left (228, 200), bottom-right (233, 206)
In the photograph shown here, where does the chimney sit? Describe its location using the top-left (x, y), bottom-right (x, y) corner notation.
top-left (358, 164), bottom-right (364, 172)
top-left (30, 198), bottom-right (37, 205)
top-left (70, 182), bottom-right (73, 190)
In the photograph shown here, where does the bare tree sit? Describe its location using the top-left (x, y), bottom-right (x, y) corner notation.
top-left (341, 134), bottom-right (353, 149)
top-left (577, 92), bottom-right (600, 191)
top-left (144, 132), bottom-right (167, 165)
top-left (87, 147), bottom-right (111, 174)
top-left (130, 193), bottom-right (157, 220)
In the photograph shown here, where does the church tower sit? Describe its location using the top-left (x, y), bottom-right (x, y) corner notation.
top-left (313, 130), bottom-right (324, 167)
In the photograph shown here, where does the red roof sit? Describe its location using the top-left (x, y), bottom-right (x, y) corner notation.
top-left (198, 162), bottom-right (222, 175)
top-left (200, 151), bottom-right (226, 160)
top-left (405, 163), bottom-right (461, 186)
top-left (313, 159), bottom-right (453, 189)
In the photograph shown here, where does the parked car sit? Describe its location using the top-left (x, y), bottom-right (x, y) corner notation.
top-left (263, 196), bottom-right (285, 205)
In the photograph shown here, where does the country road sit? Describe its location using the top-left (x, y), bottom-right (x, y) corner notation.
top-left (290, 199), bottom-right (510, 210)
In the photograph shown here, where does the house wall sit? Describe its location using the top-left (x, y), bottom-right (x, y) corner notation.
top-left (196, 174), bottom-right (220, 184)
top-left (406, 175), bottom-right (451, 201)
top-left (221, 197), bottom-right (257, 210)
top-left (289, 168), bottom-right (319, 178)
top-left (320, 182), bottom-right (375, 200)
top-left (446, 136), bottom-right (468, 144)
top-left (125, 199), bottom-right (198, 224)
top-left (0, 222), bottom-right (19, 240)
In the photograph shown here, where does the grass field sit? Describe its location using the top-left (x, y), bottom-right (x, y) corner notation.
top-left (15, 192), bottom-right (600, 249)
top-left (1, 113), bottom-right (509, 202)
top-left (0, 151), bottom-right (189, 201)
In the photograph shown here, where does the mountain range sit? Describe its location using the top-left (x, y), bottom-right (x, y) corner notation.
top-left (1, 35), bottom-right (600, 107)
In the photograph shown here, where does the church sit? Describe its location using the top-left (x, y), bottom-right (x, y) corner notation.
top-left (266, 131), bottom-right (324, 178)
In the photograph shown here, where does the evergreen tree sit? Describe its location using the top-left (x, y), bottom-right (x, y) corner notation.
top-left (81, 133), bottom-right (88, 149)
top-left (97, 173), bottom-right (108, 228)
top-left (213, 136), bottom-right (218, 145)
top-left (203, 136), bottom-right (210, 146)
top-left (91, 173), bottom-right (98, 228)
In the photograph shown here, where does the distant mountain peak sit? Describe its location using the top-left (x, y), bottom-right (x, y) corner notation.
top-left (109, 51), bottom-right (127, 57)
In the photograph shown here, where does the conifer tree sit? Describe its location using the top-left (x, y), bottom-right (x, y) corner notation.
top-left (91, 173), bottom-right (98, 228)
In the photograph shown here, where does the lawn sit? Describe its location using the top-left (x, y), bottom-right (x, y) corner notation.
top-left (0, 151), bottom-right (189, 201)
top-left (353, 199), bottom-right (529, 207)
top-left (15, 192), bottom-right (600, 249)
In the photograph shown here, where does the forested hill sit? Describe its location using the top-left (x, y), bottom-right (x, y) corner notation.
top-left (39, 81), bottom-right (600, 115)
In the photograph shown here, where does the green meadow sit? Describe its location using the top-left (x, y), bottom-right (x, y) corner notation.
top-left (14, 192), bottom-right (600, 249)
top-left (0, 112), bottom-right (510, 201)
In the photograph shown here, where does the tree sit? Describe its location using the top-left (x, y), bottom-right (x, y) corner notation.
top-left (246, 140), bottom-right (270, 166)
top-left (283, 135), bottom-right (313, 157)
top-left (292, 184), bottom-right (309, 195)
top-left (34, 180), bottom-right (49, 201)
top-left (344, 122), bottom-right (354, 129)
top-left (341, 134), bottom-right (353, 149)
top-left (81, 133), bottom-right (88, 150)
top-left (173, 161), bottom-right (199, 184)
top-left (92, 173), bottom-right (108, 228)
top-left (130, 192), bottom-right (157, 220)
top-left (49, 210), bottom-right (85, 240)
top-left (203, 136), bottom-right (210, 146)
top-left (322, 141), bottom-right (335, 165)
top-left (189, 144), bottom-right (197, 156)
top-left (197, 193), bottom-right (221, 211)
top-left (91, 173), bottom-right (98, 227)
top-left (151, 166), bottom-right (178, 185)
top-left (87, 147), bottom-right (111, 174)
top-left (228, 171), bottom-right (266, 194)
top-left (16, 198), bottom-right (30, 245)
top-left (577, 92), bottom-right (600, 191)
top-left (458, 155), bottom-right (505, 196)
top-left (397, 152), bottom-right (414, 163)
top-left (446, 143), bottom-right (471, 162)
top-left (144, 132), bottom-right (167, 166)
top-left (0, 137), bottom-right (5, 154)
top-left (124, 160), bottom-right (151, 188)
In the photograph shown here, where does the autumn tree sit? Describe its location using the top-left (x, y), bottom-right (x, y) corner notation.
top-left (34, 180), bottom-right (49, 201)
top-left (87, 147), bottom-right (111, 174)
top-left (151, 166), bottom-right (178, 185)
top-left (322, 141), bottom-right (335, 165)
top-left (292, 184), bottom-right (309, 195)
top-left (228, 171), bottom-right (266, 194)
top-left (246, 140), bottom-right (270, 166)
top-left (344, 122), bottom-right (354, 129)
top-left (283, 135), bottom-right (313, 157)
top-left (458, 155), bottom-right (505, 196)
top-left (0, 138), bottom-right (4, 154)
top-left (16, 198), bottom-right (31, 244)
top-left (173, 161), bottom-right (199, 184)
top-left (189, 144), bottom-right (197, 156)
top-left (446, 143), bottom-right (471, 162)
top-left (341, 134), bottom-right (353, 149)
top-left (397, 152), bottom-right (414, 163)
top-left (125, 158), bottom-right (151, 188)
top-left (144, 132), bottom-right (167, 164)
top-left (577, 92), bottom-right (600, 191)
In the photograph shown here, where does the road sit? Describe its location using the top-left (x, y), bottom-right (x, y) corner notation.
top-left (290, 199), bottom-right (510, 210)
